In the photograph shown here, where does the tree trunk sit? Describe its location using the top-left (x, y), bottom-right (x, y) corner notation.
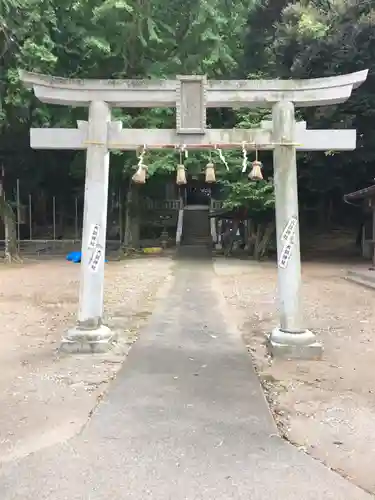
top-left (123, 182), bottom-right (140, 250)
top-left (224, 220), bottom-right (239, 256)
top-left (327, 196), bottom-right (334, 227)
top-left (253, 221), bottom-right (275, 260)
top-left (253, 223), bottom-right (263, 260)
top-left (0, 197), bottom-right (21, 263)
top-left (259, 222), bottom-right (275, 258)
top-left (318, 198), bottom-right (326, 229)
top-left (123, 184), bottom-right (132, 248)
top-left (0, 169), bottom-right (21, 262)
top-left (246, 219), bottom-right (256, 255)
top-left (130, 215), bottom-right (140, 248)
top-left (131, 184), bottom-right (140, 248)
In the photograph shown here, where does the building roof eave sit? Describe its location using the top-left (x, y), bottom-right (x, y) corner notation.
top-left (344, 184), bottom-right (375, 201)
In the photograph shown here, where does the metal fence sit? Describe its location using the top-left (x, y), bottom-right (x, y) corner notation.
top-left (0, 179), bottom-right (124, 254)
top-left (0, 180), bottom-right (185, 255)
top-left (1, 178), bottom-right (224, 256)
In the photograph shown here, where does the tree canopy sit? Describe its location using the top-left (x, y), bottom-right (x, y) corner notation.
top-left (0, 0), bottom-right (374, 230)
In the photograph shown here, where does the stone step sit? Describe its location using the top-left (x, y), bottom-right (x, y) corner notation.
top-left (176, 245), bottom-right (212, 258)
top-left (183, 239), bottom-right (211, 244)
top-left (346, 269), bottom-right (375, 290)
top-left (183, 232), bottom-right (210, 238)
top-left (181, 208), bottom-right (211, 247)
top-left (182, 236), bottom-right (211, 243)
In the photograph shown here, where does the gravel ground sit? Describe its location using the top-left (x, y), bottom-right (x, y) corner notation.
top-left (2, 253), bottom-right (374, 496)
top-left (0, 256), bottom-right (173, 463)
top-left (214, 258), bottom-right (375, 496)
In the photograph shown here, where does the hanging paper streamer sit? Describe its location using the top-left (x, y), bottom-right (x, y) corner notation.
top-left (139, 145), bottom-right (147, 166)
top-left (215, 145), bottom-right (229, 171)
top-left (180, 144), bottom-right (188, 159)
top-left (241, 142), bottom-right (248, 173)
top-left (132, 145), bottom-right (148, 184)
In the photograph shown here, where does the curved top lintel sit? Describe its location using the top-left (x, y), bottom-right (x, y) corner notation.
top-left (20, 69), bottom-right (368, 91)
top-left (209, 70), bottom-right (368, 92)
top-left (19, 69), bottom-right (368, 108)
top-left (19, 70), bottom-right (175, 91)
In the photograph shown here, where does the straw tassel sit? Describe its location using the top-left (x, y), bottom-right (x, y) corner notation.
top-left (205, 161), bottom-right (216, 183)
top-left (132, 164), bottom-right (147, 184)
top-left (176, 164), bottom-right (187, 185)
top-left (176, 148), bottom-right (187, 185)
top-left (248, 150), bottom-right (263, 181)
top-left (248, 160), bottom-right (263, 181)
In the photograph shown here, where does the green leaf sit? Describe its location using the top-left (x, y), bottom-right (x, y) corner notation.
top-left (147, 18), bottom-right (162, 43)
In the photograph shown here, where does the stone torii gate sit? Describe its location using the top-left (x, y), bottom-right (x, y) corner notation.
top-left (20, 70), bottom-right (367, 357)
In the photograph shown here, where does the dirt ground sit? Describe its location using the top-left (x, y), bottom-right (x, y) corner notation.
top-left (214, 258), bottom-right (375, 496)
top-left (0, 256), bottom-right (173, 463)
top-left (2, 253), bottom-right (375, 496)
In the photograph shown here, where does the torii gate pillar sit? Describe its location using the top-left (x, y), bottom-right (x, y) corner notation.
top-left (269, 101), bottom-right (321, 358)
top-left (63, 100), bottom-right (113, 352)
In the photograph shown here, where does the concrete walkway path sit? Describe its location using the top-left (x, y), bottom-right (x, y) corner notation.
top-left (0, 259), bottom-right (371, 499)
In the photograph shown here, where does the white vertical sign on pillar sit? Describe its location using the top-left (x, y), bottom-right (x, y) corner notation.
top-left (278, 215), bottom-right (298, 268)
top-left (88, 223), bottom-right (100, 249)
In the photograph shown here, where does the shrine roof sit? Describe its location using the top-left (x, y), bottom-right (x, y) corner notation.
top-left (344, 184), bottom-right (375, 201)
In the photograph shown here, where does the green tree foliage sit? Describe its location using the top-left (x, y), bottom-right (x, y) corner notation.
top-left (221, 173), bottom-right (275, 259)
top-left (243, 0), bottom-right (375, 227)
top-left (1, 0), bottom-right (254, 186)
top-left (0, 0), bottom-right (374, 254)
top-left (223, 179), bottom-right (274, 214)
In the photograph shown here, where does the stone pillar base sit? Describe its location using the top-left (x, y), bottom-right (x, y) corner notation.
top-left (60, 325), bottom-right (115, 354)
top-left (267, 327), bottom-right (323, 360)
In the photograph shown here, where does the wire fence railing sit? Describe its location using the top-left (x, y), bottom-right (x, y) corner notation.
top-left (1, 180), bottom-right (185, 255)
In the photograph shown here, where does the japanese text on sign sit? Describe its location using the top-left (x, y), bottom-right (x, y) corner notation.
top-left (88, 224), bottom-right (100, 249)
top-left (281, 216), bottom-right (297, 243)
top-left (89, 247), bottom-right (102, 273)
top-left (278, 241), bottom-right (293, 269)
